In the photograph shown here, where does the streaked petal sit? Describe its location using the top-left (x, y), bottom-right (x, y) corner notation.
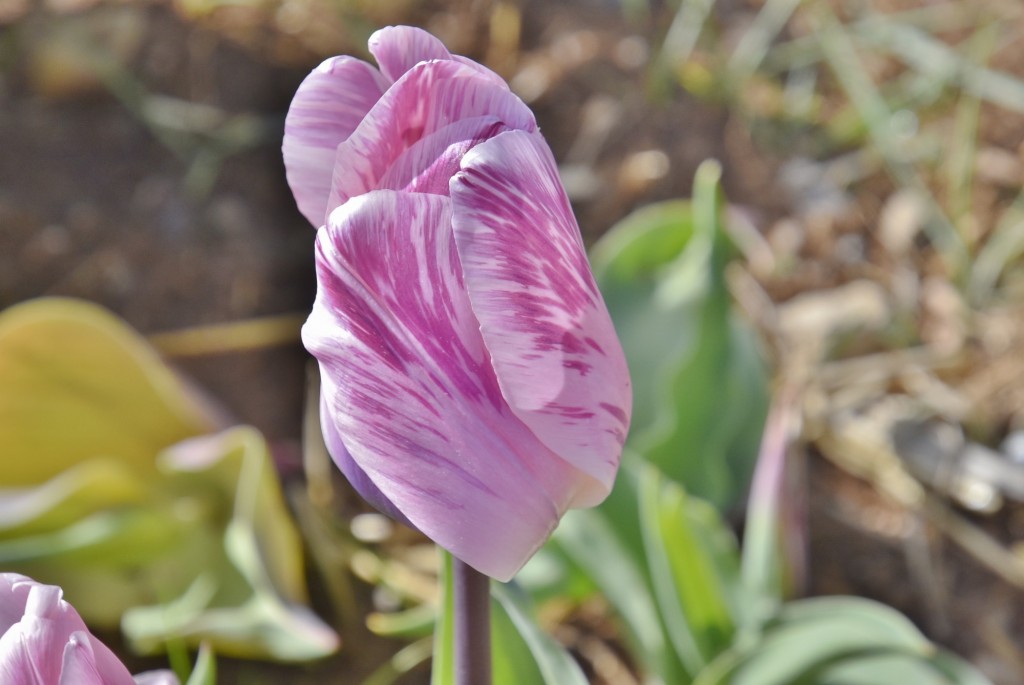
top-left (450, 130), bottom-right (632, 504)
top-left (367, 25), bottom-right (510, 88)
top-left (283, 56), bottom-right (389, 227)
top-left (303, 190), bottom-right (584, 580)
top-left (368, 26), bottom-right (452, 82)
top-left (328, 60), bottom-right (535, 212)
top-left (377, 116), bottom-right (511, 195)
top-left (317, 394), bottom-right (413, 528)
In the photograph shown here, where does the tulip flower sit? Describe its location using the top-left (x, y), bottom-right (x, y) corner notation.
top-left (283, 26), bottom-right (631, 583)
top-left (0, 573), bottom-right (178, 685)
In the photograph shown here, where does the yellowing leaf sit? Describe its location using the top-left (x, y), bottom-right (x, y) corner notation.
top-left (0, 298), bottom-right (218, 485)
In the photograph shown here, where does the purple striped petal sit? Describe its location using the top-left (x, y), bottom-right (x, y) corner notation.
top-left (367, 25), bottom-right (511, 90)
top-left (317, 394), bottom-right (413, 528)
top-left (450, 130), bottom-right (632, 505)
top-left (327, 60), bottom-right (535, 213)
top-left (368, 26), bottom-right (452, 82)
top-left (377, 116), bottom-right (512, 195)
top-left (303, 190), bottom-right (587, 580)
top-left (283, 56), bottom-right (389, 227)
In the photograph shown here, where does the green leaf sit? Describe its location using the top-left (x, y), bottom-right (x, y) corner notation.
top-left (699, 597), bottom-right (935, 685)
top-left (817, 653), bottom-right (967, 685)
top-left (184, 643), bottom-right (217, 685)
top-left (590, 162), bottom-right (769, 508)
top-left (122, 427), bottom-right (340, 661)
top-left (431, 551), bottom-right (456, 685)
top-left (491, 582), bottom-right (589, 685)
top-left (491, 586), bottom-right (546, 685)
top-left (554, 487), bottom-right (689, 684)
top-left (639, 465), bottom-right (738, 673)
top-left (0, 298), bottom-right (216, 486)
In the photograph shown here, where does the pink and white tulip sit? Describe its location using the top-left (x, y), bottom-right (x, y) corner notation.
top-left (284, 26), bottom-right (632, 581)
top-left (0, 573), bottom-right (178, 685)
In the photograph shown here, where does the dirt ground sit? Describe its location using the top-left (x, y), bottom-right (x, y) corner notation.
top-left (2, 0), bottom-right (1023, 683)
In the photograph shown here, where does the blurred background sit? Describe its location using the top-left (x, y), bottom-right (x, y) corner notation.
top-left (2, 0), bottom-right (1024, 683)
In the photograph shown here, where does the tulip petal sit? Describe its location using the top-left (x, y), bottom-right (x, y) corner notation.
top-left (328, 59), bottom-right (535, 212)
top-left (378, 116), bottom-right (511, 196)
top-left (303, 190), bottom-right (584, 580)
top-left (450, 130), bottom-right (632, 504)
top-left (59, 634), bottom-right (106, 685)
top-left (368, 26), bottom-right (452, 82)
top-left (283, 56), bottom-right (389, 227)
top-left (317, 394), bottom-right (413, 528)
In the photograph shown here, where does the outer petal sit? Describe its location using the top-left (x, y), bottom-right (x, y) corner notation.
top-left (283, 56), bottom-right (389, 227)
top-left (318, 395), bottom-right (413, 528)
top-left (327, 60), bottom-right (535, 213)
top-left (368, 26), bottom-right (452, 82)
top-left (377, 116), bottom-right (511, 195)
top-left (302, 190), bottom-right (585, 580)
top-left (450, 130), bottom-right (632, 505)
top-left (0, 576), bottom-right (135, 685)
top-left (59, 634), bottom-right (107, 685)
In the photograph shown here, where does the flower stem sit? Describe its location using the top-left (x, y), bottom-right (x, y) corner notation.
top-left (453, 557), bottom-right (491, 685)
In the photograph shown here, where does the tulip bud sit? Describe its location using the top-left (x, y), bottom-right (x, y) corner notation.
top-left (0, 573), bottom-right (179, 685)
top-left (283, 26), bottom-right (631, 581)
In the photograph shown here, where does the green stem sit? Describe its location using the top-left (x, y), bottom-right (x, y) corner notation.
top-left (453, 558), bottom-right (491, 685)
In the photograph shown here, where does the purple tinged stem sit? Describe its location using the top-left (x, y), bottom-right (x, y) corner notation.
top-left (453, 557), bottom-right (492, 685)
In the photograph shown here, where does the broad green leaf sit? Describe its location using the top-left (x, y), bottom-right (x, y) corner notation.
top-left (639, 466), bottom-right (736, 673)
top-left (0, 459), bottom-right (148, 537)
top-left (122, 427), bottom-right (339, 661)
top-left (590, 162), bottom-right (768, 508)
top-left (159, 427), bottom-right (309, 605)
top-left (0, 298), bottom-right (216, 485)
top-left (701, 597), bottom-right (934, 685)
top-left (431, 551), bottom-right (456, 685)
top-left (817, 653), bottom-right (971, 685)
top-left (491, 582), bottom-right (589, 685)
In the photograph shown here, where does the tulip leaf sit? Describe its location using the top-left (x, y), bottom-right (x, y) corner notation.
top-left (638, 464), bottom-right (739, 674)
top-left (697, 596), bottom-right (935, 685)
top-left (590, 162), bottom-right (768, 508)
top-left (815, 653), bottom-right (974, 685)
top-left (491, 586), bottom-right (546, 685)
top-left (491, 581), bottom-right (589, 685)
top-left (553, 498), bottom-right (689, 684)
top-left (0, 298), bottom-right (216, 486)
top-left (0, 459), bottom-right (149, 537)
top-left (184, 643), bottom-right (217, 685)
top-left (123, 427), bottom-right (339, 661)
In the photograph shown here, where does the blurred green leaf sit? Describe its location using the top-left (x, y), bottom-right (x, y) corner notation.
top-left (817, 652), bottom-right (972, 685)
top-left (183, 643), bottom-right (217, 685)
top-left (0, 298), bottom-right (337, 661)
top-left (0, 298), bottom-right (217, 485)
top-left (591, 161), bottom-right (768, 508)
top-left (491, 582), bottom-right (588, 685)
top-left (123, 427), bottom-right (339, 661)
top-left (699, 596), bottom-right (934, 685)
top-left (552, 471), bottom-right (688, 683)
top-left (639, 465), bottom-right (738, 673)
